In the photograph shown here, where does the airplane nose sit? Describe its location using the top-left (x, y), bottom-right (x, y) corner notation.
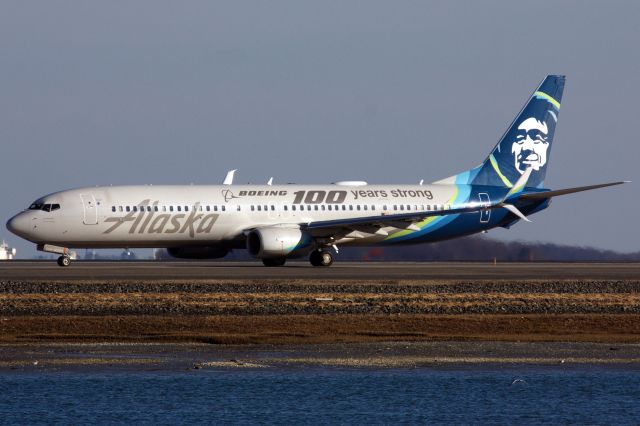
top-left (6, 213), bottom-right (29, 238)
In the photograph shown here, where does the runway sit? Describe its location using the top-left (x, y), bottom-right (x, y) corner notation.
top-left (2, 260), bottom-right (639, 280)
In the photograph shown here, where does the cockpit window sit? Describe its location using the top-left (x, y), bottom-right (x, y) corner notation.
top-left (28, 202), bottom-right (61, 212)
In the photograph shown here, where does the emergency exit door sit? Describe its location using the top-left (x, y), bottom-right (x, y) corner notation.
top-left (478, 192), bottom-right (490, 223)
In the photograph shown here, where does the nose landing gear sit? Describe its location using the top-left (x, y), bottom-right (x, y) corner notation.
top-left (37, 244), bottom-right (74, 267)
top-left (309, 250), bottom-right (333, 267)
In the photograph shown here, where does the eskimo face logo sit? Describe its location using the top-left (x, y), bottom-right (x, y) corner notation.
top-left (221, 189), bottom-right (238, 202)
top-left (512, 117), bottom-right (550, 174)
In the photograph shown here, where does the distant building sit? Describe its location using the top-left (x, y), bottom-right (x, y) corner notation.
top-left (0, 241), bottom-right (16, 260)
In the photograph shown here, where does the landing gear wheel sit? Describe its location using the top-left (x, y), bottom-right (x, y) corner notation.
top-left (57, 255), bottom-right (71, 267)
top-left (310, 250), bottom-right (333, 267)
top-left (262, 257), bottom-right (286, 267)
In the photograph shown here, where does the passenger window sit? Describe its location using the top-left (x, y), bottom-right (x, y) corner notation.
top-left (284, 206), bottom-right (288, 211)
top-left (154, 206), bottom-right (159, 212)
top-left (251, 206), bottom-right (255, 211)
top-left (357, 205), bottom-right (361, 211)
top-left (272, 205), bottom-right (276, 211)
top-left (126, 206), bottom-right (131, 212)
top-left (176, 206), bottom-right (181, 212)
top-left (321, 205), bottom-right (326, 211)
top-left (119, 206), bottom-right (123, 212)
top-left (133, 206), bottom-right (138, 212)
top-left (185, 206), bottom-right (189, 212)
top-left (327, 205), bottom-right (332, 211)
top-left (342, 205), bottom-right (346, 211)
top-left (372, 205), bottom-right (375, 211)
top-left (363, 205), bottom-right (368, 211)
top-left (383, 205), bottom-right (387, 210)
top-left (237, 205), bottom-right (241, 211)
top-left (222, 206), bottom-right (226, 212)
top-left (169, 206), bottom-right (174, 212)
top-left (349, 205), bottom-right (353, 211)
top-left (314, 205), bottom-right (319, 211)
top-left (393, 205), bottom-right (398, 211)
top-left (112, 206), bottom-right (116, 212)
top-left (400, 205), bottom-right (404, 211)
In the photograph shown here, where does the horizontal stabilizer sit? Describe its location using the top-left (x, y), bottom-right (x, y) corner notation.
top-left (519, 181), bottom-right (629, 200)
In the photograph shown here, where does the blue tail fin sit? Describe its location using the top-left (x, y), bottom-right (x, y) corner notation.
top-left (444, 75), bottom-right (565, 188)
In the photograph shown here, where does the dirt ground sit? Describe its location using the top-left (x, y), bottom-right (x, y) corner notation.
top-left (2, 314), bottom-right (640, 344)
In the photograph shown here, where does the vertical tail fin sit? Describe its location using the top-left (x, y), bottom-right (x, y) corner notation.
top-left (439, 75), bottom-right (565, 188)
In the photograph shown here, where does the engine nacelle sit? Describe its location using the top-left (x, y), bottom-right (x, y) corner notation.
top-left (165, 247), bottom-right (230, 259)
top-left (246, 226), bottom-right (311, 259)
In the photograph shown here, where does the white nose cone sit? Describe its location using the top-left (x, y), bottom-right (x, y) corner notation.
top-left (6, 213), bottom-right (29, 239)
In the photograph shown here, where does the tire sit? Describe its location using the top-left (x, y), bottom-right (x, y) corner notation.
top-left (310, 250), bottom-right (333, 267)
top-left (57, 256), bottom-right (71, 267)
top-left (309, 250), bottom-right (321, 266)
top-left (262, 257), bottom-right (286, 267)
top-left (319, 251), bottom-right (333, 267)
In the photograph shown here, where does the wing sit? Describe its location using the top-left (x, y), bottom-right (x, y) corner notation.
top-left (302, 167), bottom-right (536, 237)
top-left (301, 204), bottom-right (486, 237)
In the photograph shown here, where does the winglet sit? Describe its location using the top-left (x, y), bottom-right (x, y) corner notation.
top-left (223, 169), bottom-right (237, 185)
top-left (500, 167), bottom-right (533, 222)
top-left (505, 167), bottom-right (532, 201)
top-left (502, 204), bottom-right (532, 222)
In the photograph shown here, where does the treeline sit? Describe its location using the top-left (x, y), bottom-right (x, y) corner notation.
top-left (330, 236), bottom-right (640, 262)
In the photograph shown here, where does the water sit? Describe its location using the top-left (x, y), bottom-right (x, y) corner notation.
top-left (1, 367), bottom-right (639, 425)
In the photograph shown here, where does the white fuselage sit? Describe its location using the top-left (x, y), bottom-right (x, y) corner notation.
top-left (8, 183), bottom-right (467, 249)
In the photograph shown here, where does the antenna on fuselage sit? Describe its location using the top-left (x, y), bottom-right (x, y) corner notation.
top-left (223, 169), bottom-right (237, 185)
top-left (419, 179), bottom-right (424, 186)
top-left (267, 177), bottom-right (273, 186)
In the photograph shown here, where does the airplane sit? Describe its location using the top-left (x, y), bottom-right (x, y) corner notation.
top-left (6, 75), bottom-right (627, 267)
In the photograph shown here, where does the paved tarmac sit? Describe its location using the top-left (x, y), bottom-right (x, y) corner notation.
top-left (1, 261), bottom-right (639, 281)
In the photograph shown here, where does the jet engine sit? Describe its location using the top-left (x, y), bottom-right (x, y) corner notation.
top-left (246, 226), bottom-right (311, 258)
top-left (165, 247), bottom-right (230, 259)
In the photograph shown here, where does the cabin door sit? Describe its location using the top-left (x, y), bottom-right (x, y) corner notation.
top-left (80, 194), bottom-right (99, 225)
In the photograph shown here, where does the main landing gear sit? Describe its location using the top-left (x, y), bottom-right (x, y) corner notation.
top-left (57, 255), bottom-right (71, 267)
top-left (309, 250), bottom-right (333, 267)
